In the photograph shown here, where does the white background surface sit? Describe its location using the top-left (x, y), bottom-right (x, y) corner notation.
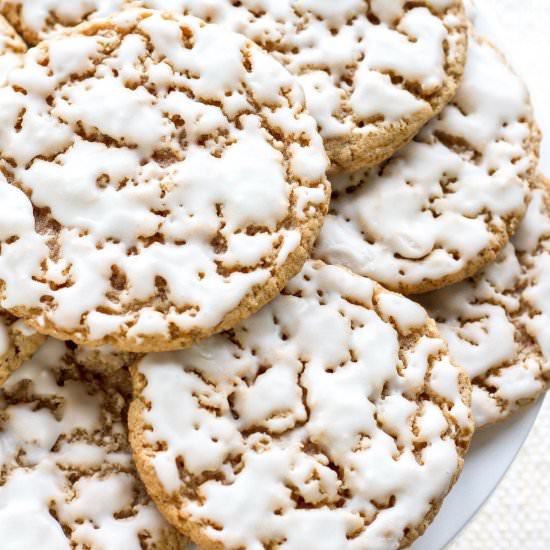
top-left (449, 1), bottom-right (550, 548)
top-left (411, 399), bottom-right (543, 550)
top-left (449, 394), bottom-right (550, 549)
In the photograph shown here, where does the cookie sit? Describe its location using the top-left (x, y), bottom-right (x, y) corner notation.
top-left (315, 31), bottom-right (540, 295)
top-left (0, 0), bottom-right (125, 45)
top-left (0, 8), bottom-right (329, 352)
top-left (0, 13), bottom-right (25, 83)
top-left (129, 260), bottom-right (473, 550)
top-left (0, 309), bottom-right (45, 386)
top-left (417, 176), bottom-right (550, 427)
top-left (0, 338), bottom-right (188, 549)
top-left (130, 0), bottom-right (467, 173)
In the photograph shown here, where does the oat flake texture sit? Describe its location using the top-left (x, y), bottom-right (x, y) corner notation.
top-left (315, 32), bottom-right (540, 295)
top-left (129, 261), bottom-right (473, 550)
top-left (0, 338), bottom-right (187, 549)
top-left (417, 177), bottom-right (550, 427)
top-left (0, 8), bottom-right (329, 352)
top-left (0, 308), bottom-right (45, 385)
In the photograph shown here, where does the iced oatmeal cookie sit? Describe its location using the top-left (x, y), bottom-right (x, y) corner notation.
top-left (129, 261), bottom-right (473, 550)
top-left (0, 338), bottom-right (188, 549)
top-left (0, 8), bottom-right (329, 352)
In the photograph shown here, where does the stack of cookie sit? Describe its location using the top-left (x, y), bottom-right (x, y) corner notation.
top-left (0, 1), bottom-right (546, 549)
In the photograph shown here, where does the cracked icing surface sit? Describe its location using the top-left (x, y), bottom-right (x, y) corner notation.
top-left (131, 0), bottom-right (468, 172)
top-left (129, 261), bottom-right (473, 550)
top-left (417, 177), bottom-right (550, 427)
top-left (0, 8), bottom-right (329, 352)
top-left (315, 32), bottom-right (540, 294)
top-left (0, 0), bottom-right (125, 44)
top-left (0, 309), bottom-right (45, 386)
top-left (0, 338), bottom-right (187, 549)
top-left (2, 0), bottom-right (469, 171)
top-left (0, 0), bottom-right (467, 169)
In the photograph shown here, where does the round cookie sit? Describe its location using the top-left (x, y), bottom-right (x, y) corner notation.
top-left (417, 176), bottom-right (550, 427)
top-left (129, 261), bottom-right (473, 550)
top-left (315, 31), bottom-right (540, 294)
top-left (0, 338), bottom-right (188, 549)
top-left (132, 0), bottom-right (468, 173)
top-left (0, 8), bottom-right (329, 352)
top-left (0, 309), bottom-right (45, 386)
top-left (0, 0), bottom-right (125, 45)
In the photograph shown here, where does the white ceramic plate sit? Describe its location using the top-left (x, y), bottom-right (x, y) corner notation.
top-left (412, 1), bottom-right (550, 547)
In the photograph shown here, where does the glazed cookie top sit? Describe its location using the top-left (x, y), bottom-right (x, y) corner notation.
top-left (131, 0), bottom-right (467, 172)
top-left (315, 32), bottom-right (539, 295)
top-left (0, 9), bottom-right (329, 352)
top-left (0, 0), bottom-right (125, 44)
top-left (0, 338), bottom-right (187, 550)
top-left (417, 178), bottom-right (550, 427)
top-left (130, 261), bottom-right (473, 550)
top-left (0, 309), bottom-right (45, 385)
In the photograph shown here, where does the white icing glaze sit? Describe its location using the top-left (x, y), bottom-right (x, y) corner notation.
top-left (0, 338), bottom-right (181, 549)
top-left (0, 0), bottom-right (125, 42)
top-left (130, 0), bottom-right (464, 143)
top-left (315, 32), bottom-right (537, 293)
top-left (0, 9), bottom-right (329, 350)
top-left (513, 187), bottom-right (550, 253)
top-left (133, 261), bottom-right (471, 550)
top-left (0, 15), bottom-right (25, 85)
top-left (418, 183), bottom-right (550, 427)
top-left (515, 187), bottom-right (550, 364)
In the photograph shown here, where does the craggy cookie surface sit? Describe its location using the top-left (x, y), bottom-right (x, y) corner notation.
top-left (0, 9), bottom-right (329, 352)
top-left (130, 261), bottom-right (473, 550)
top-left (0, 338), bottom-right (187, 549)
top-left (0, 309), bottom-right (44, 385)
top-left (315, 32), bottom-right (539, 294)
top-left (73, 343), bottom-right (137, 374)
top-left (133, 0), bottom-right (467, 172)
top-left (0, 0), bottom-right (125, 44)
top-left (418, 178), bottom-right (550, 427)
